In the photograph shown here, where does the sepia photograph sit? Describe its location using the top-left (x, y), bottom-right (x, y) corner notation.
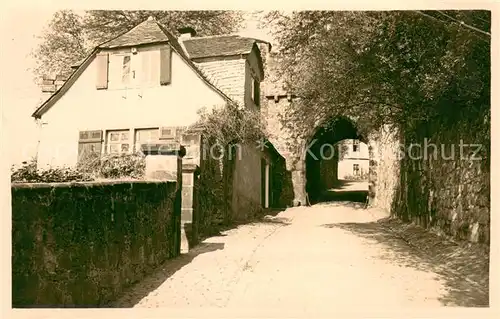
top-left (1, 2), bottom-right (496, 316)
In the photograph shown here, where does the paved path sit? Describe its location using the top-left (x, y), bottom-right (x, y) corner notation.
top-left (110, 199), bottom-right (487, 310)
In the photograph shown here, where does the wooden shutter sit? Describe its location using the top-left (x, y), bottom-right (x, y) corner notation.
top-left (141, 51), bottom-right (151, 85)
top-left (160, 46), bottom-right (172, 85)
top-left (78, 130), bottom-right (103, 165)
top-left (159, 126), bottom-right (176, 140)
top-left (95, 53), bottom-right (109, 90)
top-left (141, 50), bottom-right (161, 85)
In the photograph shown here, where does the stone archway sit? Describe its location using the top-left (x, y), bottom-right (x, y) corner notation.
top-left (303, 116), bottom-right (368, 204)
top-left (277, 116), bottom-right (371, 207)
top-left (262, 90), bottom-right (399, 210)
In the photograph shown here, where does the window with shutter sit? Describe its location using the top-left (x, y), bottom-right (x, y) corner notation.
top-left (160, 46), bottom-right (172, 85)
top-left (77, 130), bottom-right (103, 165)
top-left (106, 130), bottom-right (130, 154)
top-left (140, 50), bottom-right (160, 86)
top-left (95, 54), bottom-right (109, 90)
top-left (141, 51), bottom-right (151, 85)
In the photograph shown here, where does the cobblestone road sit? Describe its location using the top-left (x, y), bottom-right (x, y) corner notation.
top-left (110, 199), bottom-right (488, 309)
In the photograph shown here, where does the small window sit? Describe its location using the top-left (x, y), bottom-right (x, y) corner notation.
top-left (251, 77), bottom-right (260, 107)
top-left (353, 164), bottom-right (360, 176)
top-left (106, 130), bottom-right (130, 154)
top-left (353, 139), bottom-right (360, 152)
top-left (122, 55), bottom-right (131, 85)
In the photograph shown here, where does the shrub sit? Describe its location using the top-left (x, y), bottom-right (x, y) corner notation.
top-left (11, 158), bottom-right (93, 183)
top-left (343, 172), bottom-right (369, 181)
top-left (98, 152), bottom-right (146, 179)
top-left (11, 153), bottom-right (146, 183)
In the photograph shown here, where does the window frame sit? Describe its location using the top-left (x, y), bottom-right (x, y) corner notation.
top-left (353, 139), bottom-right (360, 152)
top-left (121, 54), bottom-right (132, 86)
top-left (106, 129), bottom-right (131, 155)
top-left (110, 52), bottom-right (141, 89)
top-left (251, 76), bottom-right (260, 107)
top-left (353, 163), bottom-right (360, 176)
top-left (134, 127), bottom-right (160, 152)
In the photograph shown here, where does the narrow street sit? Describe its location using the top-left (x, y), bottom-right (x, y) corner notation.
top-left (110, 183), bottom-right (489, 309)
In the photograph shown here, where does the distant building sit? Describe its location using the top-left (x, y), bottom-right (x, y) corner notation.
top-left (337, 139), bottom-right (369, 180)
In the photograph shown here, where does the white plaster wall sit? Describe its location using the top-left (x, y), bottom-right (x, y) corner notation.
top-left (338, 159), bottom-right (370, 179)
top-left (339, 139), bottom-right (370, 160)
top-left (37, 44), bottom-right (226, 169)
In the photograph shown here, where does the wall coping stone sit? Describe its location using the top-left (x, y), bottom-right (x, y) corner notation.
top-left (12, 179), bottom-right (176, 189)
top-left (182, 163), bottom-right (200, 174)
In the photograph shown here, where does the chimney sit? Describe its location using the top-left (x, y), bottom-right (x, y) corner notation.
top-left (177, 27), bottom-right (197, 40)
top-left (41, 73), bottom-right (67, 94)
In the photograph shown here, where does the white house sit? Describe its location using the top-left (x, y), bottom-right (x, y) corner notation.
top-left (34, 17), bottom-right (268, 167)
top-left (32, 16), bottom-right (282, 230)
top-left (337, 139), bottom-right (369, 179)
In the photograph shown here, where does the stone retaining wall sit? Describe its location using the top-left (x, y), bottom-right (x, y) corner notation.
top-left (12, 180), bottom-right (181, 307)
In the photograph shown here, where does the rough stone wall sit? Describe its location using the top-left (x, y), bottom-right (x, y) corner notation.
top-left (261, 47), bottom-right (489, 245)
top-left (392, 113), bottom-right (490, 244)
top-left (12, 180), bottom-right (180, 307)
top-left (368, 124), bottom-right (401, 212)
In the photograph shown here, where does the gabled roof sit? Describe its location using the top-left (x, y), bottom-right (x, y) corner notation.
top-left (183, 35), bottom-right (258, 59)
top-left (32, 17), bottom-right (235, 119)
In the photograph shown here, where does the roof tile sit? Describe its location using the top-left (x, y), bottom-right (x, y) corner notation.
top-left (99, 18), bottom-right (169, 48)
top-left (183, 35), bottom-right (256, 59)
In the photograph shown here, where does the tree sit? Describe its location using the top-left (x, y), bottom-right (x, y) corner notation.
top-left (32, 10), bottom-right (244, 82)
top-left (262, 11), bottom-right (490, 138)
top-left (31, 10), bottom-right (86, 80)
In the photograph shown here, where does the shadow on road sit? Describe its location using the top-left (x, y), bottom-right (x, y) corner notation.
top-left (107, 212), bottom-right (292, 308)
top-left (322, 219), bottom-right (489, 307)
top-left (200, 210), bottom-right (292, 240)
top-left (311, 179), bottom-right (369, 204)
top-left (106, 242), bottom-right (225, 308)
top-left (317, 190), bottom-right (368, 203)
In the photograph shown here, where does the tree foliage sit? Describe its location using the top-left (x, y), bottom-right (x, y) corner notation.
top-left (262, 10), bottom-right (490, 138)
top-left (32, 10), bottom-right (244, 81)
top-left (193, 103), bottom-right (267, 148)
top-left (31, 10), bottom-right (87, 80)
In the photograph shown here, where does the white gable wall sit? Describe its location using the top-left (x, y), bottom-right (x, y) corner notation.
top-left (37, 43), bottom-right (226, 169)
